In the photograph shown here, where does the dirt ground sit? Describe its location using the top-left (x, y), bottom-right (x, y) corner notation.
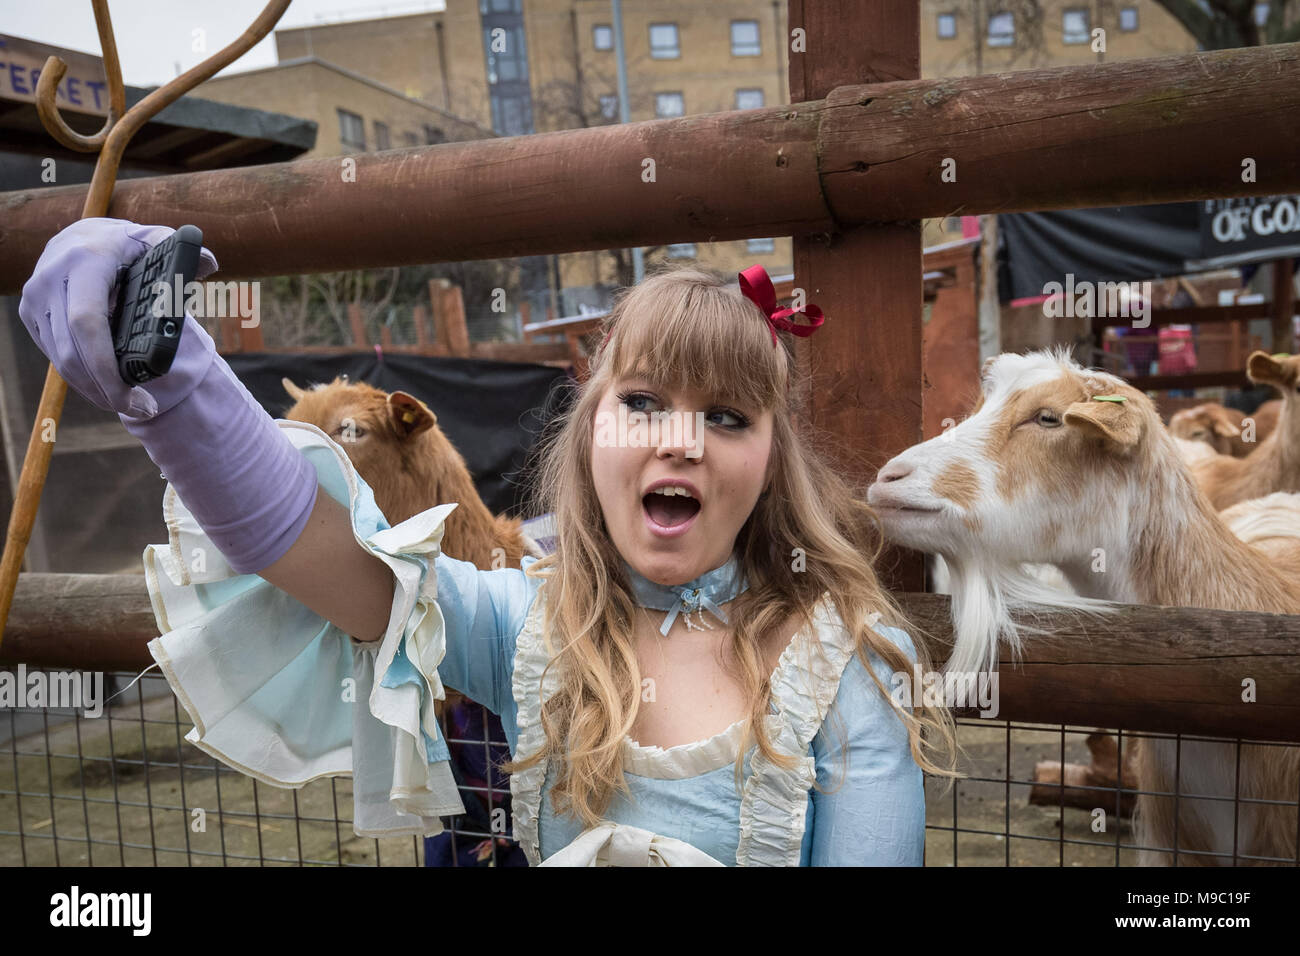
top-left (1, 683), bottom-right (1139, 867)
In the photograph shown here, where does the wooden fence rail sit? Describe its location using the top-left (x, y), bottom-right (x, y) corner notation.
top-left (2, 42), bottom-right (1299, 291)
top-left (4, 573), bottom-right (1299, 745)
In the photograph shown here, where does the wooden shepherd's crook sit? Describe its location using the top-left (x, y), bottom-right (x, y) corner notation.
top-left (0, 0), bottom-right (293, 645)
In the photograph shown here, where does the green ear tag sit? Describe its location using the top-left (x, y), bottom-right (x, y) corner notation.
top-left (1271, 353), bottom-right (1292, 360)
top-left (1092, 395), bottom-right (1127, 403)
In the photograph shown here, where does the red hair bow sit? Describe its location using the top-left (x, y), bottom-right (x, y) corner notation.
top-left (738, 264), bottom-right (826, 346)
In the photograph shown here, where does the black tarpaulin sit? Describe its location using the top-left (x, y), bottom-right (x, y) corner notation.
top-left (227, 352), bottom-right (574, 518)
top-left (997, 196), bottom-right (1300, 302)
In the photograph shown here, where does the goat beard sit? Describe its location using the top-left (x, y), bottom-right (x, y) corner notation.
top-left (938, 556), bottom-right (1119, 677)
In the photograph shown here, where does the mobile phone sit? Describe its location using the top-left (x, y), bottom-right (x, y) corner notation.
top-left (109, 225), bottom-right (204, 384)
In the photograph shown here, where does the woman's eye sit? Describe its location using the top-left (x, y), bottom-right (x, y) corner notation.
top-left (1034, 409), bottom-right (1062, 428)
top-left (620, 391), bottom-right (660, 413)
top-left (707, 408), bottom-right (748, 429)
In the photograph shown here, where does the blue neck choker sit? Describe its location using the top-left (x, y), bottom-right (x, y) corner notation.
top-left (622, 553), bottom-right (749, 636)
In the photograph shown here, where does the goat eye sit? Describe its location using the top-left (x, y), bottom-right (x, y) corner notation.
top-left (1035, 409), bottom-right (1062, 428)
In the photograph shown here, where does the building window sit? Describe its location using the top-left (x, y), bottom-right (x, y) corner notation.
top-left (373, 121), bottom-right (390, 151)
top-left (649, 23), bottom-right (680, 59)
top-left (593, 24), bottom-right (613, 50)
top-left (424, 125), bottom-right (445, 145)
top-left (666, 243), bottom-right (696, 258)
top-left (337, 108), bottom-right (365, 150)
top-left (481, 0), bottom-right (533, 138)
top-left (731, 20), bottom-right (760, 56)
top-left (1119, 7), bottom-right (1138, 31)
top-left (655, 92), bottom-right (685, 118)
top-left (937, 12), bottom-right (957, 39)
top-left (487, 25), bottom-right (528, 83)
top-left (598, 94), bottom-right (619, 120)
top-left (746, 237), bottom-right (775, 254)
top-left (404, 131), bottom-right (420, 147)
top-left (491, 94), bottom-right (532, 135)
top-left (987, 11), bottom-right (1015, 46)
top-left (1062, 8), bottom-right (1090, 44)
top-left (1254, 3), bottom-right (1270, 27)
top-left (735, 88), bottom-right (764, 110)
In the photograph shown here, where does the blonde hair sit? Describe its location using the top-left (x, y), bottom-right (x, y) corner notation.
top-left (507, 265), bottom-right (961, 828)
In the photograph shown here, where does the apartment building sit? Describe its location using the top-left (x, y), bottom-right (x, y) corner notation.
top-left (195, 0), bottom-right (1202, 313)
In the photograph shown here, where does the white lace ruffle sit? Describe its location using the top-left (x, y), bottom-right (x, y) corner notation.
top-left (509, 585), bottom-right (861, 866)
top-left (622, 718), bottom-right (750, 779)
top-left (737, 595), bottom-right (858, 866)
top-left (507, 583), bottom-right (556, 865)
top-left (142, 420), bottom-right (466, 838)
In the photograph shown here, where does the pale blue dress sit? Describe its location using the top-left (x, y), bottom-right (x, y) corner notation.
top-left (142, 421), bottom-right (926, 866)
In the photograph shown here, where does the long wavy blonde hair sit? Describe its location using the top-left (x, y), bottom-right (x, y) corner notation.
top-left (507, 266), bottom-right (961, 828)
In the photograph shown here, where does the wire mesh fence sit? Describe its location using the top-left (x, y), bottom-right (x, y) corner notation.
top-left (3, 667), bottom-right (1297, 866)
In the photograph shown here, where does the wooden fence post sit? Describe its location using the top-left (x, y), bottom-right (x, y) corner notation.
top-left (413, 304), bottom-right (429, 347)
top-left (1273, 256), bottom-right (1296, 354)
top-left (347, 301), bottom-right (367, 346)
top-left (788, 0), bottom-right (925, 591)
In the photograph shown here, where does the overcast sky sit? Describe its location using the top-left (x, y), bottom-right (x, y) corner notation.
top-left (1, 0), bottom-right (445, 87)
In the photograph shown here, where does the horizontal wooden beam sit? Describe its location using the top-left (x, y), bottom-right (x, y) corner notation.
top-left (2, 43), bottom-right (1298, 292)
top-left (4, 574), bottom-right (1298, 743)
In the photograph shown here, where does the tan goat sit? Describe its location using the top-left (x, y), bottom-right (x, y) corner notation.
top-left (868, 348), bottom-right (1300, 866)
top-left (1190, 353), bottom-right (1300, 509)
top-left (282, 376), bottom-right (531, 570)
top-left (1169, 400), bottom-right (1279, 458)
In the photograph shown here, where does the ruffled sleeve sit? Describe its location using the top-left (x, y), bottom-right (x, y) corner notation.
top-left (808, 623), bottom-right (926, 866)
top-left (142, 420), bottom-right (466, 838)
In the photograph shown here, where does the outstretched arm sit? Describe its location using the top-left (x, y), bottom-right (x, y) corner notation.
top-left (258, 485), bottom-right (395, 642)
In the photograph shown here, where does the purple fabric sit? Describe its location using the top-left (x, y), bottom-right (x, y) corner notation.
top-left (18, 218), bottom-right (319, 575)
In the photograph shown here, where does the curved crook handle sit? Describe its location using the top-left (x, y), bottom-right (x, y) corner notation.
top-left (0, 0), bottom-right (295, 648)
top-left (107, 0), bottom-right (293, 149)
top-left (33, 0), bottom-right (127, 153)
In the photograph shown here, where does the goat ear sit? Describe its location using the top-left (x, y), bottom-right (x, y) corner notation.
top-left (1211, 417), bottom-right (1241, 438)
top-left (1063, 397), bottom-right (1142, 451)
top-left (1246, 350), bottom-right (1289, 387)
top-left (282, 377), bottom-right (306, 401)
top-left (388, 391), bottom-right (436, 439)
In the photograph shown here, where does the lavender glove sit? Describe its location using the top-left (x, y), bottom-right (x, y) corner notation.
top-left (18, 218), bottom-right (318, 575)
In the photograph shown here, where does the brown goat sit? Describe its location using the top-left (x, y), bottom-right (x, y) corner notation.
top-left (1169, 401), bottom-right (1279, 458)
top-left (1190, 352), bottom-right (1300, 509)
top-left (281, 376), bottom-right (530, 570)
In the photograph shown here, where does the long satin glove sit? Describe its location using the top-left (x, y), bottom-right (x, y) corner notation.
top-left (18, 218), bottom-right (318, 574)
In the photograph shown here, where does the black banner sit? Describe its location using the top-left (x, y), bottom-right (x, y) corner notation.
top-left (225, 351), bottom-right (574, 519)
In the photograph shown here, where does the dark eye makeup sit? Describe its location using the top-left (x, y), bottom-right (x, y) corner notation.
top-left (615, 389), bottom-right (752, 430)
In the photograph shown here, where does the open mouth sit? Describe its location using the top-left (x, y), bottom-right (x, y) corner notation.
top-left (642, 490), bottom-right (702, 535)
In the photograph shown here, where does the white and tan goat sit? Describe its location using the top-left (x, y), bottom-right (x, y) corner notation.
top-left (867, 348), bottom-right (1300, 866)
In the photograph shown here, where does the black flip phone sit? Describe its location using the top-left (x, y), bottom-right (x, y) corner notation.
top-left (109, 225), bottom-right (204, 384)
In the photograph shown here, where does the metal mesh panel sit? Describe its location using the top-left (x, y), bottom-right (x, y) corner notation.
top-left (3, 669), bottom-right (1297, 866)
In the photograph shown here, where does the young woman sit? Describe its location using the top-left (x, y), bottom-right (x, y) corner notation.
top-left (20, 218), bottom-right (958, 866)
